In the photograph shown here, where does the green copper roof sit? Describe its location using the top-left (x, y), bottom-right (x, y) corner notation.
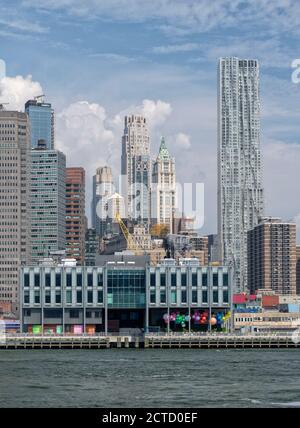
top-left (157, 136), bottom-right (171, 161)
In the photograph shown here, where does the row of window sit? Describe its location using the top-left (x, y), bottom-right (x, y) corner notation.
top-left (150, 272), bottom-right (229, 287)
top-left (150, 289), bottom-right (229, 304)
top-left (24, 272), bottom-right (103, 288)
top-left (24, 272), bottom-right (230, 288)
top-left (24, 289), bottom-right (104, 305)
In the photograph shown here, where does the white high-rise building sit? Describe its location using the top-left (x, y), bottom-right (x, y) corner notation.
top-left (91, 166), bottom-right (114, 238)
top-left (218, 57), bottom-right (264, 291)
top-left (151, 137), bottom-right (176, 233)
top-left (121, 115), bottom-right (151, 226)
top-left (0, 109), bottom-right (31, 315)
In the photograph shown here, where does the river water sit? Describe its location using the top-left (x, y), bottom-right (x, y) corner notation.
top-left (0, 349), bottom-right (300, 408)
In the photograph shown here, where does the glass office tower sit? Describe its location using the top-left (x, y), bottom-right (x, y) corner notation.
top-left (25, 98), bottom-right (54, 149)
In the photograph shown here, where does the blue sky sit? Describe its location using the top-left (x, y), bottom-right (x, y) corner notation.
top-left (1, 0), bottom-right (300, 236)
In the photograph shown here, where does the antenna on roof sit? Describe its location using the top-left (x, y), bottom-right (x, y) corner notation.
top-left (34, 94), bottom-right (45, 103)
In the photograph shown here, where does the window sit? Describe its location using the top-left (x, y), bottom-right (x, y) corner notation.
top-left (86, 311), bottom-right (92, 319)
top-left (66, 273), bottom-right (72, 287)
top-left (45, 273), bottom-right (51, 287)
top-left (223, 290), bottom-right (229, 303)
top-left (192, 290), bottom-right (198, 304)
top-left (202, 273), bottom-right (208, 287)
top-left (150, 290), bottom-right (156, 304)
top-left (192, 273), bottom-right (198, 287)
top-left (44, 309), bottom-right (62, 318)
top-left (107, 269), bottom-right (146, 308)
top-left (171, 290), bottom-right (177, 304)
top-left (34, 274), bottom-right (40, 287)
top-left (70, 309), bottom-right (79, 318)
top-left (24, 290), bottom-right (29, 304)
top-left (160, 273), bottom-right (166, 287)
top-left (55, 291), bottom-right (61, 304)
top-left (34, 291), bottom-right (40, 304)
top-left (66, 290), bottom-right (72, 304)
top-left (181, 273), bottom-right (187, 287)
top-left (55, 273), bottom-right (61, 287)
top-left (150, 273), bottom-right (156, 287)
top-left (24, 273), bottom-right (30, 288)
top-left (97, 290), bottom-right (103, 304)
top-left (97, 273), bottom-right (103, 287)
top-left (160, 290), bottom-right (166, 304)
top-left (223, 273), bottom-right (229, 287)
top-left (77, 273), bottom-right (82, 287)
top-left (202, 290), bottom-right (208, 303)
top-left (87, 273), bottom-right (93, 287)
top-left (76, 290), bottom-right (82, 303)
top-left (213, 290), bottom-right (219, 304)
top-left (87, 290), bottom-right (93, 304)
top-left (181, 290), bottom-right (187, 303)
top-left (171, 273), bottom-right (177, 287)
top-left (213, 273), bottom-right (219, 287)
top-left (45, 290), bottom-right (51, 304)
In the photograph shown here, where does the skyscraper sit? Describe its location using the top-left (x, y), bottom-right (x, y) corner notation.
top-left (66, 167), bottom-right (86, 264)
top-left (121, 115), bottom-right (151, 226)
top-left (151, 137), bottom-right (176, 234)
top-left (25, 97), bottom-right (54, 149)
top-left (218, 57), bottom-right (264, 291)
top-left (0, 109), bottom-right (31, 315)
top-left (31, 140), bottom-right (66, 263)
top-left (296, 246), bottom-right (300, 295)
top-left (85, 228), bottom-right (99, 266)
top-left (248, 217), bottom-right (297, 295)
top-left (91, 166), bottom-right (114, 238)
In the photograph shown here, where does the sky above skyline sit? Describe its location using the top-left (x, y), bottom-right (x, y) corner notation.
top-left (1, 0), bottom-right (300, 238)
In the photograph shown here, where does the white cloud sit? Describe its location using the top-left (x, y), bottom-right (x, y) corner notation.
top-left (21, 0), bottom-right (300, 36)
top-left (56, 101), bottom-right (116, 169)
top-left (0, 75), bottom-right (43, 111)
top-left (0, 17), bottom-right (47, 34)
top-left (109, 99), bottom-right (172, 136)
top-left (56, 101), bottom-right (118, 224)
top-left (88, 53), bottom-right (135, 63)
top-left (170, 132), bottom-right (192, 150)
top-left (141, 99), bottom-right (172, 128)
top-left (152, 43), bottom-right (199, 54)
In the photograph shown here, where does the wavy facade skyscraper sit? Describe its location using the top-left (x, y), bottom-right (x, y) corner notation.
top-left (218, 57), bottom-right (264, 291)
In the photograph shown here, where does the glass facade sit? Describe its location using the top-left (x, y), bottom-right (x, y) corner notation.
top-left (30, 149), bottom-right (66, 262)
top-left (107, 269), bottom-right (146, 308)
top-left (25, 101), bottom-right (54, 149)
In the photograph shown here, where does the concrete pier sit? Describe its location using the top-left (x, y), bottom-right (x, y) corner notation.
top-left (0, 333), bottom-right (299, 350)
top-left (144, 334), bottom-right (300, 349)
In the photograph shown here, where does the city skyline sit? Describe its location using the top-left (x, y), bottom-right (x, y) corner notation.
top-left (2, 2), bottom-right (300, 412)
top-left (0, 1), bottom-right (300, 240)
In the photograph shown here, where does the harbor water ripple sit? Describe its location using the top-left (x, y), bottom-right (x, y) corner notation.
top-left (0, 349), bottom-right (300, 408)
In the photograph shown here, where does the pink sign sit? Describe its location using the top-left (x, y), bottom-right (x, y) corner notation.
top-left (73, 325), bottom-right (83, 335)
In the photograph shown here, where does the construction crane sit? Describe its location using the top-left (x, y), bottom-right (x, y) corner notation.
top-left (115, 213), bottom-right (143, 252)
top-left (115, 213), bottom-right (136, 251)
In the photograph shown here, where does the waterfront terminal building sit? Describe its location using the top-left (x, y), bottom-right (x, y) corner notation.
top-left (20, 256), bottom-right (232, 334)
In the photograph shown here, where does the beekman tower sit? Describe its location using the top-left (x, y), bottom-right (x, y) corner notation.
top-left (218, 57), bottom-right (264, 291)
